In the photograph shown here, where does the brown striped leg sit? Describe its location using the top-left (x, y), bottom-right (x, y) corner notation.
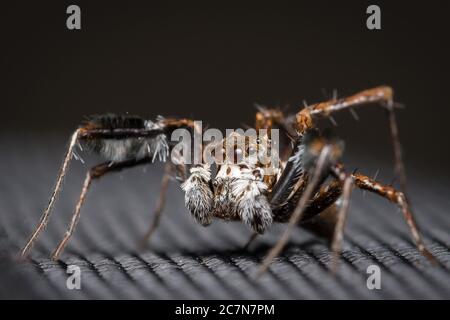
top-left (295, 86), bottom-right (407, 192)
top-left (20, 129), bottom-right (81, 259)
top-left (20, 125), bottom-right (171, 259)
top-left (51, 158), bottom-right (151, 260)
top-left (349, 171), bottom-right (435, 262)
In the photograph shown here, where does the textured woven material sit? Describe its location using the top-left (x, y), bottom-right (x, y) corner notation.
top-left (0, 136), bottom-right (449, 299)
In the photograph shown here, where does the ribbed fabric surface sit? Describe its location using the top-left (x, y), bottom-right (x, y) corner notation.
top-left (0, 135), bottom-right (449, 299)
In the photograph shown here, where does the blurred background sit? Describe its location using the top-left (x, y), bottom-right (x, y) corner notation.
top-left (0, 1), bottom-right (449, 299)
top-left (2, 1), bottom-right (450, 173)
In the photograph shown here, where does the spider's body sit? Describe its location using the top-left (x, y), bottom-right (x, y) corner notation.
top-left (20, 86), bottom-right (436, 273)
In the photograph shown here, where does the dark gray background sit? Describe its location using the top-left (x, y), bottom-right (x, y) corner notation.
top-left (0, 1), bottom-right (449, 299)
top-left (2, 1), bottom-right (450, 169)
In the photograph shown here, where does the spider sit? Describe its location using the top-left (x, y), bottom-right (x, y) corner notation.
top-left (19, 86), bottom-right (435, 274)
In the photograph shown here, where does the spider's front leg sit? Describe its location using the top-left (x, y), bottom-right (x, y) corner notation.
top-left (295, 86), bottom-right (395, 134)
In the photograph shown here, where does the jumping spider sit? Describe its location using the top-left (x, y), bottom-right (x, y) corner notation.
top-left (20, 86), bottom-right (435, 274)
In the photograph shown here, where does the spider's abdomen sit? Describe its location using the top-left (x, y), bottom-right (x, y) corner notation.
top-left (84, 114), bottom-right (146, 130)
top-left (82, 114), bottom-right (169, 162)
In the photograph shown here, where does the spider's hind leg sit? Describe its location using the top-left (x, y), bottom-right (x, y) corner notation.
top-left (345, 168), bottom-right (436, 262)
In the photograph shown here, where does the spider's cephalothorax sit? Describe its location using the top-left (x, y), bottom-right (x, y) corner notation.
top-left (182, 132), bottom-right (280, 233)
top-left (21, 86), bottom-right (436, 274)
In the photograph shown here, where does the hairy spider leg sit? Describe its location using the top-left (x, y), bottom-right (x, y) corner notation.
top-left (328, 169), bottom-right (353, 274)
top-left (326, 164), bottom-right (435, 273)
top-left (258, 165), bottom-right (435, 276)
top-left (20, 129), bottom-right (81, 259)
top-left (20, 125), bottom-right (168, 259)
top-left (245, 177), bottom-right (344, 251)
top-left (345, 168), bottom-right (435, 262)
top-left (295, 86), bottom-right (407, 192)
top-left (257, 145), bottom-right (333, 276)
